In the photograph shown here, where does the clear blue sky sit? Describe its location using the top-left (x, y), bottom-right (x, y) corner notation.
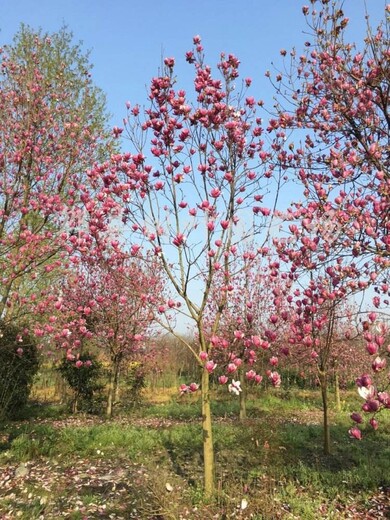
top-left (1, 0), bottom-right (387, 127)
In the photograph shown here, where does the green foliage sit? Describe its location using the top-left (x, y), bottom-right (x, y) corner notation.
top-left (3, 24), bottom-right (115, 162)
top-left (0, 321), bottom-right (39, 420)
top-left (57, 353), bottom-right (104, 413)
top-left (4, 423), bottom-right (161, 462)
top-left (122, 362), bottom-right (146, 410)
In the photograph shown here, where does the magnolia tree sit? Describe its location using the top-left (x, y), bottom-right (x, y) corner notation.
top-left (86, 38), bottom-right (281, 494)
top-left (276, 267), bottom-right (369, 453)
top-left (203, 253), bottom-right (290, 420)
top-left (50, 250), bottom-right (163, 418)
top-left (266, 0), bottom-right (390, 434)
top-left (0, 25), bottom-right (115, 323)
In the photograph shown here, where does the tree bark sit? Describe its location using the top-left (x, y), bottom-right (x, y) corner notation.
top-left (239, 369), bottom-right (247, 421)
top-left (201, 367), bottom-right (215, 497)
top-left (319, 371), bottom-right (331, 455)
top-left (334, 372), bottom-right (341, 412)
top-left (106, 356), bottom-right (121, 419)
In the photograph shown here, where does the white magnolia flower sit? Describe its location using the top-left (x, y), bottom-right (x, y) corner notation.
top-left (228, 379), bottom-right (242, 396)
top-left (358, 385), bottom-right (375, 400)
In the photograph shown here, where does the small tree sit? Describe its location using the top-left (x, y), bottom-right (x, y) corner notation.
top-left (58, 352), bottom-right (103, 413)
top-left (204, 254), bottom-right (289, 420)
top-left (55, 252), bottom-right (164, 419)
top-left (88, 37), bottom-right (280, 495)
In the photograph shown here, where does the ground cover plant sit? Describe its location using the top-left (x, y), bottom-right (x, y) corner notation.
top-left (0, 386), bottom-right (389, 519)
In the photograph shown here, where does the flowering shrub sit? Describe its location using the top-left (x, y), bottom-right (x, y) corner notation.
top-left (57, 353), bottom-right (103, 413)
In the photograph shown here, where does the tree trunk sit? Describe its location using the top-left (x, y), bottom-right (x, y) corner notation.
top-left (114, 365), bottom-right (121, 404)
top-left (319, 371), bottom-right (330, 455)
top-left (72, 394), bottom-right (79, 414)
top-left (201, 367), bottom-right (215, 497)
top-left (106, 357), bottom-right (120, 419)
top-left (334, 372), bottom-right (341, 412)
top-left (239, 369), bottom-right (247, 421)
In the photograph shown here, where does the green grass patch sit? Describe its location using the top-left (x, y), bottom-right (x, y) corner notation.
top-left (1, 388), bottom-right (389, 519)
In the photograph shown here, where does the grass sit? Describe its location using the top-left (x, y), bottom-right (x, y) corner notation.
top-left (0, 388), bottom-right (389, 519)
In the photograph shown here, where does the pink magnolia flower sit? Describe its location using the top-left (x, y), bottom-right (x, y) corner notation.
top-left (349, 427), bottom-right (362, 440)
top-left (172, 233), bottom-right (186, 247)
top-left (219, 375), bottom-right (228, 385)
top-left (205, 360), bottom-right (217, 373)
top-left (164, 57), bottom-right (175, 68)
top-left (199, 351), bottom-right (208, 361)
top-left (251, 335), bottom-right (261, 347)
top-left (130, 244), bottom-right (141, 256)
top-left (366, 342), bottom-right (378, 355)
top-left (369, 418), bottom-right (379, 430)
top-left (234, 330), bottom-right (244, 340)
top-left (268, 371), bottom-right (281, 388)
top-left (154, 181), bottom-right (164, 190)
top-left (362, 399), bottom-right (380, 413)
top-left (75, 360), bottom-right (83, 368)
top-left (112, 126), bottom-right (123, 138)
top-left (227, 363), bottom-right (237, 373)
top-left (210, 188), bottom-right (221, 198)
top-left (356, 374), bottom-right (372, 387)
top-left (180, 384), bottom-right (189, 395)
top-left (189, 383), bottom-right (199, 392)
top-left (61, 328), bottom-right (71, 338)
top-left (246, 369), bottom-right (256, 380)
top-left (372, 356), bottom-right (386, 372)
top-left (378, 392), bottom-right (390, 406)
top-left (350, 412), bottom-right (363, 424)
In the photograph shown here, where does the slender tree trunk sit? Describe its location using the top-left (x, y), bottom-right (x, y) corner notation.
top-left (201, 367), bottom-right (215, 497)
top-left (114, 365), bottom-right (121, 404)
top-left (334, 372), bottom-right (341, 412)
top-left (106, 357), bottom-right (120, 419)
top-left (239, 369), bottom-right (247, 421)
top-left (319, 371), bottom-right (330, 455)
top-left (72, 394), bottom-right (79, 414)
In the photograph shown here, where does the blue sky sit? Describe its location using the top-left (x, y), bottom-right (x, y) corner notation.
top-left (1, 0), bottom-right (387, 128)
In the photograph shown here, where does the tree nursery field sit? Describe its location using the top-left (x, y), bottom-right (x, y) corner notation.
top-left (0, 0), bottom-right (389, 518)
top-left (0, 384), bottom-right (389, 519)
